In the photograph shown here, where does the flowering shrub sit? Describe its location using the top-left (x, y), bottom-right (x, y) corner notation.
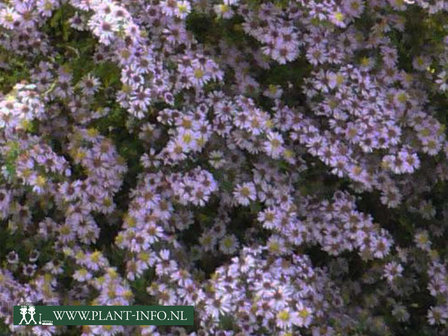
top-left (1, 0), bottom-right (448, 335)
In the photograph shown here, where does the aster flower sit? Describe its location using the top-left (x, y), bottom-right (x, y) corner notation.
top-left (264, 131), bottom-right (284, 158)
top-left (73, 268), bottom-right (93, 282)
top-left (79, 74), bottom-right (100, 96)
top-left (215, 3), bottom-right (234, 19)
top-left (233, 182), bottom-right (257, 206)
top-left (23, 264), bottom-right (37, 277)
top-left (219, 234), bottom-right (239, 255)
top-left (383, 261), bottom-right (404, 282)
top-left (0, 7), bottom-right (19, 30)
top-left (90, 16), bottom-right (118, 45)
top-left (415, 231), bottom-right (431, 250)
top-left (427, 306), bottom-right (448, 325)
top-left (6, 251), bottom-right (18, 264)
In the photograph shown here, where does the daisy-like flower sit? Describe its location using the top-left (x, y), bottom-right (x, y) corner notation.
top-left (187, 67), bottom-right (212, 87)
top-left (383, 261), bottom-right (403, 282)
top-left (155, 249), bottom-right (178, 276)
top-left (271, 44), bottom-right (299, 64)
top-left (233, 182), bottom-right (257, 206)
top-left (209, 150), bottom-right (226, 169)
top-left (427, 306), bottom-right (448, 325)
top-left (198, 231), bottom-right (217, 251)
top-left (257, 207), bottom-right (279, 229)
top-left (0, 7), bottom-right (19, 30)
top-left (264, 131), bottom-right (284, 158)
top-left (371, 236), bottom-right (392, 258)
top-left (29, 250), bottom-right (40, 263)
top-left (160, 0), bottom-right (178, 16)
top-left (79, 74), bottom-right (100, 96)
top-left (69, 12), bottom-right (87, 30)
top-left (415, 230), bottom-right (431, 250)
top-left (90, 16), bottom-right (118, 45)
top-left (275, 308), bottom-right (302, 329)
top-left (23, 264), bottom-right (37, 277)
top-left (145, 223), bottom-right (164, 244)
top-left (329, 10), bottom-right (347, 28)
top-left (73, 268), bottom-right (93, 282)
top-left (214, 3), bottom-right (234, 19)
top-left (175, 0), bottom-right (191, 19)
top-left (343, 0), bottom-right (365, 18)
top-left (263, 84), bottom-right (283, 99)
top-left (392, 304), bottom-right (410, 322)
top-left (219, 234), bottom-right (239, 254)
top-left (412, 55), bottom-right (431, 71)
top-left (296, 302), bottom-right (313, 327)
top-left (6, 251), bottom-right (18, 264)
top-left (131, 87), bottom-right (152, 111)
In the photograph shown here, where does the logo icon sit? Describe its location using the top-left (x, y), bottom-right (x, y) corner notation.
top-left (17, 305), bottom-right (53, 326)
top-left (18, 305), bottom-right (37, 325)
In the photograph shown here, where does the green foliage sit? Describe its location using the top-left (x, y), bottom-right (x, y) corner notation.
top-left (3, 141), bottom-right (21, 177)
top-left (0, 51), bottom-right (29, 93)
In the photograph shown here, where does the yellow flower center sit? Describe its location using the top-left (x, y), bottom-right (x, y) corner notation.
top-left (194, 68), bottom-right (204, 79)
top-left (182, 132), bottom-right (192, 144)
top-left (299, 308), bottom-right (310, 318)
top-left (178, 4), bottom-right (188, 13)
top-left (240, 187), bottom-right (250, 197)
top-left (277, 310), bottom-right (290, 321)
top-left (36, 175), bottom-right (46, 187)
top-left (271, 138), bottom-right (281, 148)
top-left (223, 237), bottom-right (233, 248)
top-left (334, 12), bottom-right (344, 22)
top-left (219, 4), bottom-right (230, 13)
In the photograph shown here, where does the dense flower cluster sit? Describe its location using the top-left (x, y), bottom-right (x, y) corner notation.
top-left (1, 0), bottom-right (448, 335)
